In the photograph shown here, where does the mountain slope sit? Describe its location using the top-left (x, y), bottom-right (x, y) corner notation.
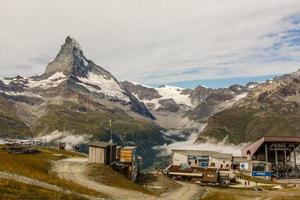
top-left (199, 69), bottom-right (300, 144)
top-left (0, 36), bottom-right (165, 167)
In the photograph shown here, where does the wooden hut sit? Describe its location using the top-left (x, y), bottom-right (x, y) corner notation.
top-left (88, 141), bottom-right (116, 165)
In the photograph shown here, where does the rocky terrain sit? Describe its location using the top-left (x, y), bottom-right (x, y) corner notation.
top-left (123, 81), bottom-right (250, 130)
top-left (199, 69), bottom-right (300, 144)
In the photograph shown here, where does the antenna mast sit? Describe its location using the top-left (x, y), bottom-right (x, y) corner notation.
top-left (109, 120), bottom-right (113, 143)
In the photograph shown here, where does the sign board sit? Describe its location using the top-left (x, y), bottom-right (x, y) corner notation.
top-left (240, 163), bottom-right (249, 171)
top-left (252, 171), bottom-right (272, 177)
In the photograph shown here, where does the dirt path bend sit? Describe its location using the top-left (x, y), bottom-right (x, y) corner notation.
top-left (0, 171), bottom-right (104, 200)
top-left (161, 181), bottom-right (206, 200)
top-left (52, 157), bottom-right (205, 200)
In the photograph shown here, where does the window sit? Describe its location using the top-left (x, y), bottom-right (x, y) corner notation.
top-left (200, 162), bottom-right (209, 168)
top-left (198, 156), bottom-right (209, 168)
top-left (188, 156), bottom-right (209, 168)
top-left (253, 163), bottom-right (265, 172)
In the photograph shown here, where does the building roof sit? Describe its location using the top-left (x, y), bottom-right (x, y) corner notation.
top-left (88, 141), bottom-right (112, 148)
top-left (232, 156), bottom-right (247, 163)
top-left (242, 136), bottom-right (300, 157)
top-left (122, 146), bottom-right (137, 150)
top-left (172, 149), bottom-right (233, 160)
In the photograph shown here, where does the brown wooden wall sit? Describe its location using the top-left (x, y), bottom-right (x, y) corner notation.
top-left (120, 149), bottom-right (133, 163)
top-left (89, 146), bottom-right (107, 164)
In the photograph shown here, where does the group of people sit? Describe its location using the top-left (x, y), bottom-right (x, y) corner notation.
top-left (244, 180), bottom-right (251, 187)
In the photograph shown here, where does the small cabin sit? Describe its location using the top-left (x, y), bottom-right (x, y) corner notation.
top-left (88, 141), bottom-right (116, 165)
top-left (119, 146), bottom-right (138, 181)
top-left (120, 146), bottom-right (136, 163)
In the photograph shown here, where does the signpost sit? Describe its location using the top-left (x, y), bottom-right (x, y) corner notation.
top-left (252, 171), bottom-right (272, 177)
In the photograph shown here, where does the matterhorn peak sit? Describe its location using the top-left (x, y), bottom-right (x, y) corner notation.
top-left (64, 35), bottom-right (82, 50)
top-left (44, 36), bottom-right (89, 77)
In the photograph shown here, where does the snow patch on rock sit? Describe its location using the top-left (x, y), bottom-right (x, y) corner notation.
top-left (4, 91), bottom-right (43, 98)
top-left (0, 77), bottom-right (13, 85)
top-left (78, 72), bottom-right (130, 102)
top-left (28, 72), bottom-right (66, 89)
top-left (157, 85), bottom-right (192, 106)
top-left (131, 83), bottom-right (193, 109)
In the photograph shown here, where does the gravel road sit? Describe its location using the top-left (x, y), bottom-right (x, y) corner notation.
top-left (52, 157), bottom-right (205, 200)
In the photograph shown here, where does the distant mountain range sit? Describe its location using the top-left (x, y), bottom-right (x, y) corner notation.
top-left (1, 36), bottom-right (300, 166)
top-left (123, 80), bottom-right (255, 130)
top-left (199, 70), bottom-right (300, 144)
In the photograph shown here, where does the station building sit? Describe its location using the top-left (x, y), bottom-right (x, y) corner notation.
top-left (241, 136), bottom-right (300, 179)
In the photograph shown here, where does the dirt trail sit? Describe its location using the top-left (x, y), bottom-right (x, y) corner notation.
top-left (52, 157), bottom-right (205, 200)
top-left (230, 178), bottom-right (273, 188)
top-left (161, 181), bottom-right (206, 200)
top-left (0, 171), bottom-right (103, 200)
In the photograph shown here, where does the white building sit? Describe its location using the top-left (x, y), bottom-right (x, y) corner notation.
top-left (171, 149), bottom-right (233, 170)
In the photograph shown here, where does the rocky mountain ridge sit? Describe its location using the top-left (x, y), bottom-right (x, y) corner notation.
top-left (123, 80), bottom-right (253, 129)
top-left (199, 69), bottom-right (300, 144)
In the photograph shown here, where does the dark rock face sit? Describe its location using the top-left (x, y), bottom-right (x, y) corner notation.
top-left (122, 81), bottom-right (162, 100)
top-left (157, 98), bottom-right (180, 112)
top-left (190, 85), bottom-right (241, 105)
top-left (45, 36), bottom-right (89, 78)
top-left (0, 77), bottom-right (27, 93)
top-left (228, 84), bottom-right (246, 94)
top-left (184, 101), bottom-right (218, 121)
top-left (206, 91), bottom-right (235, 102)
top-left (127, 93), bottom-right (156, 120)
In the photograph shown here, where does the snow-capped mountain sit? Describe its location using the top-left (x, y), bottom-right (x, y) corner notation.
top-left (0, 37), bottom-right (166, 166)
top-left (123, 81), bottom-right (194, 111)
top-left (0, 36), bottom-right (154, 120)
top-left (123, 80), bottom-right (251, 129)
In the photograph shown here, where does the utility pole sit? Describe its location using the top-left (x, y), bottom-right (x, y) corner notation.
top-left (109, 120), bottom-right (113, 144)
top-left (24, 117), bottom-right (34, 146)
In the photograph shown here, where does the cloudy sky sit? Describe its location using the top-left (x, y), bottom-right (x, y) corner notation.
top-left (1, 0), bottom-right (300, 88)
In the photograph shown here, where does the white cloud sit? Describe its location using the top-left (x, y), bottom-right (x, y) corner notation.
top-left (1, 0), bottom-right (300, 84)
top-left (155, 124), bottom-right (246, 156)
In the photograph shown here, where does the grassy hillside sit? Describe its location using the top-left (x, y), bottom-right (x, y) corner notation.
top-left (33, 101), bottom-right (161, 138)
top-left (200, 107), bottom-right (300, 144)
top-left (0, 147), bottom-right (106, 198)
top-left (88, 164), bottom-right (155, 195)
top-left (0, 178), bottom-right (87, 200)
top-left (0, 96), bottom-right (30, 137)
